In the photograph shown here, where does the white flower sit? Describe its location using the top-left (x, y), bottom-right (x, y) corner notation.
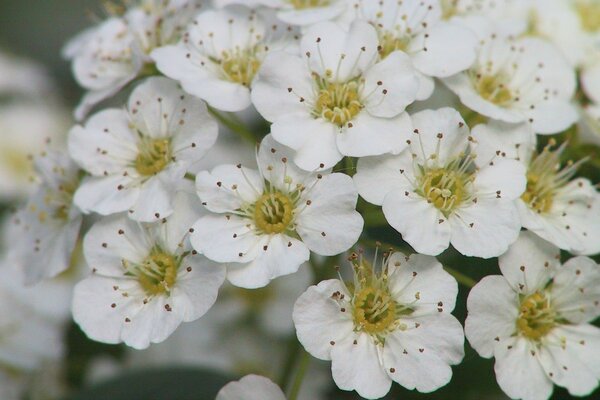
top-left (472, 121), bottom-right (600, 255)
top-left (341, 0), bottom-right (477, 100)
top-left (0, 51), bottom-right (54, 98)
top-left (293, 252), bottom-right (464, 399)
top-left (72, 188), bottom-right (226, 350)
top-left (354, 107), bottom-right (526, 258)
top-left (152, 7), bottom-right (298, 112)
top-left (0, 103), bottom-right (70, 201)
top-left (252, 20), bottom-right (419, 170)
top-left (217, 0), bottom-right (350, 26)
top-left (442, 18), bottom-right (577, 134)
top-left (65, 0), bottom-right (201, 119)
top-left (217, 375), bottom-right (285, 400)
top-left (6, 151), bottom-right (82, 285)
top-left (69, 77), bottom-right (218, 223)
top-left (191, 134), bottom-right (363, 288)
top-left (0, 270), bottom-right (65, 373)
top-left (465, 231), bottom-right (600, 400)
top-left (440, 0), bottom-right (530, 23)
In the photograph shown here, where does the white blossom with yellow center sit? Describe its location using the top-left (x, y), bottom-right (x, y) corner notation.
top-left (340, 0), bottom-right (477, 100)
top-left (6, 150), bottom-right (83, 285)
top-left (68, 77), bottom-right (218, 223)
top-left (191, 134), bottom-right (363, 289)
top-left (293, 251), bottom-right (464, 399)
top-left (354, 107), bottom-right (526, 258)
top-left (152, 7), bottom-right (298, 112)
top-left (472, 121), bottom-right (600, 255)
top-left (72, 188), bottom-right (226, 350)
top-left (252, 20), bottom-right (419, 170)
top-left (65, 0), bottom-right (201, 119)
top-left (443, 18), bottom-right (577, 134)
top-left (466, 231), bottom-right (600, 400)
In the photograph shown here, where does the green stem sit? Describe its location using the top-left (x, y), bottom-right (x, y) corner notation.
top-left (287, 351), bottom-right (310, 400)
top-left (444, 266), bottom-right (476, 288)
top-left (208, 106), bottom-right (256, 143)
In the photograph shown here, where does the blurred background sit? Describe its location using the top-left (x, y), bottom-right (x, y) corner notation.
top-left (0, 1), bottom-right (598, 399)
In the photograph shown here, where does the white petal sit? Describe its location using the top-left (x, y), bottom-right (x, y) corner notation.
top-left (191, 214), bottom-right (263, 263)
top-left (195, 165), bottom-right (263, 213)
top-left (331, 333), bottom-right (392, 399)
top-left (170, 255), bottom-right (226, 322)
top-left (411, 22), bottom-right (477, 78)
top-left (336, 112), bottom-right (412, 157)
top-left (550, 324), bottom-right (600, 379)
top-left (449, 198), bottom-right (521, 258)
top-left (363, 52), bottom-right (419, 117)
top-left (217, 375), bottom-right (285, 400)
top-left (271, 113), bottom-right (342, 170)
top-left (526, 100), bottom-right (578, 135)
top-left (465, 275), bottom-right (519, 358)
top-left (292, 279), bottom-right (354, 360)
top-left (551, 256), bottom-right (600, 324)
top-left (257, 134), bottom-right (314, 189)
top-left (226, 235), bottom-right (309, 289)
top-left (471, 121), bottom-right (536, 167)
top-left (493, 337), bottom-right (554, 400)
top-left (301, 21), bottom-right (379, 82)
top-left (387, 252), bottom-right (459, 314)
top-left (382, 328), bottom-right (454, 393)
top-left (354, 152), bottom-right (412, 206)
top-left (74, 175), bottom-right (139, 216)
top-left (409, 107), bottom-right (469, 165)
top-left (498, 231), bottom-right (560, 295)
top-left (382, 190), bottom-right (451, 256)
top-left (296, 173), bottom-right (362, 255)
top-left (251, 52), bottom-right (315, 122)
top-left (129, 167), bottom-right (185, 222)
top-left (473, 158), bottom-right (526, 200)
top-left (538, 331), bottom-right (599, 397)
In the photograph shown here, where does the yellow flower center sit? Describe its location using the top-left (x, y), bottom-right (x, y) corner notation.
top-left (575, 0), bottom-right (600, 32)
top-left (377, 31), bottom-right (410, 59)
top-left (288, 0), bottom-right (330, 9)
top-left (135, 137), bottom-right (172, 176)
top-left (475, 74), bottom-right (513, 106)
top-left (521, 172), bottom-right (554, 214)
top-left (253, 192), bottom-right (294, 234)
top-left (517, 291), bottom-right (556, 341)
top-left (418, 157), bottom-right (475, 216)
top-left (129, 249), bottom-right (178, 296)
top-left (218, 48), bottom-right (262, 87)
top-left (314, 76), bottom-right (363, 127)
top-left (353, 286), bottom-right (398, 335)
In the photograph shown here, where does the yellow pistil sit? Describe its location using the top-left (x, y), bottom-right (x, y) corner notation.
top-left (253, 192), bottom-right (294, 234)
top-left (314, 75), bottom-right (363, 127)
top-left (575, 0), bottom-right (600, 32)
top-left (133, 249), bottom-right (178, 296)
top-left (520, 141), bottom-right (582, 215)
top-left (418, 156), bottom-right (475, 216)
top-left (135, 137), bottom-right (171, 176)
top-left (475, 74), bottom-right (513, 106)
top-left (218, 48), bottom-right (261, 87)
top-left (289, 0), bottom-right (330, 10)
top-left (517, 291), bottom-right (556, 340)
top-left (353, 286), bottom-right (397, 335)
top-left (440, 0), bottom-right (459, 20)
top-left (378, 31), bottom-right (411, 59)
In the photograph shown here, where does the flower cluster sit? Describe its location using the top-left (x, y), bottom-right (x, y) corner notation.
top-left (3, 1), bottom-right (600, 400)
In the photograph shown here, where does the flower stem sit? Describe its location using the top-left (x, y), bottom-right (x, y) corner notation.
top-left (208, 106), bottom-right (256, 143)
top-left (444, 266), bottom-right (477, 288)
top-left (287, 350), bottom-right (310, 400)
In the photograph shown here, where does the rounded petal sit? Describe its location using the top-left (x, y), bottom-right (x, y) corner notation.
top-left (217, 375), bottom-right (285, 400)
top-left (129, 168), bottom-right (185, 222)
top-left (331, 333), bottom-right (392, 399)
top-left (471, 121), bottom-right (536, 167)
top-left (465, 275), bottom-right (519, 358)
top-left (73, 175), bottom-right (139, 216)
top-left (382, 189), bottom-right (451, 256)
top-left (195, 165), bottom-right (263, 213)
top-left (336, 112), bottom-right (412, 157)
top-left (296, 173), bottom-right (363, 255)
top-left (293, 279), bottom-right (354, 360)
top-left (449, 198), bottom-right (521, 259)
top-left (498, 231), bottom-right (560, 295)
top-left (493, 337), bottom-right (554, 400)
top-left (474, 158), bottom-right (527, 200)
top-left (354, 152), bottom-right (412, 206)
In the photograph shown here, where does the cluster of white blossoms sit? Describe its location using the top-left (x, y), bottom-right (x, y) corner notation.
top-left (3, 0), bottom-right (600, 399)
